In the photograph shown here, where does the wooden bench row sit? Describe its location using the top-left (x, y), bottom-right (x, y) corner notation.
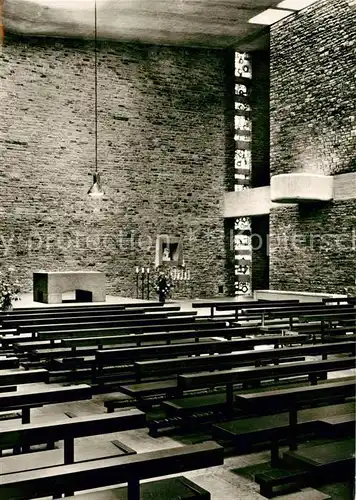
top-left (133, 340), bottom-right (355, 383)
top-left (0, 440), bottom-right (224, 500)
top-left (94, 334), bottom-right (310, 386)
top-left (170, 356), bottom-right (356, 408)
top-left (0, 410), bottom-right (145, 463)
top-left (15, 311), bottom-right (199, 335)
top-left (0, 383), bottom-right (92, 423)
top-left (192, 299), bottom-right (299, 317)
top-left (0, 303), bottom-right (173, 324)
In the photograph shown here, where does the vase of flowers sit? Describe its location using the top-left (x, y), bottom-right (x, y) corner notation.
top-left (0, 266), bottom-right (21, 312)
top-left (153, 269), bottom-right (173, 304)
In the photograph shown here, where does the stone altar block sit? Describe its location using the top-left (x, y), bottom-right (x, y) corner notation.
top-left (33, 271), bottom-right (106, 304)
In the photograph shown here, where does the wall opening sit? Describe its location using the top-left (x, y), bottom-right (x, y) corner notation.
top-left (251, 214), bottom-right (269, 291)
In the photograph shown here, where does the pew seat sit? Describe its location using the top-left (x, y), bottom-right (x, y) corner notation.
top-left (0, 441), bottom-right (136, 474)
top-left (212, 401), bottom-right (355, 449)
top-left (255, 438), bottom-right (355, 498)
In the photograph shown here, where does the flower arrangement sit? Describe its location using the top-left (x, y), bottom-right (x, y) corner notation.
top-left (0, 266), bottom-right (21, 311)
top-left (153, 269), bottom-right (173, 304)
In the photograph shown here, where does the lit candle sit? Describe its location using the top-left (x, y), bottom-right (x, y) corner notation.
top-left (146, 267), bottom-right (150, 274)
top-left (135, 267), bottom-right (139, 274)
top-left (141, 267), bottom-right (145, 274)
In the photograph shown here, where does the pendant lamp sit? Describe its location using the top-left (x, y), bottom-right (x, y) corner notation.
top-left (88, 0), bottom-right (104, 198)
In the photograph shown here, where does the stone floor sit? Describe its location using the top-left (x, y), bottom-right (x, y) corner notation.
top-left (11, 291), bottom-right (251, 317)
top-left (2, 294), bottom-right (354, 499)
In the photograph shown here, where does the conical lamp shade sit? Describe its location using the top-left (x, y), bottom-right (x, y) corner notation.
top-left (88, 172), bottom-right (104, 198)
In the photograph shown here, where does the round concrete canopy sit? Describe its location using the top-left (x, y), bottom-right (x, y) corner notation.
top-left (4, 0), bottom-right (274, 49)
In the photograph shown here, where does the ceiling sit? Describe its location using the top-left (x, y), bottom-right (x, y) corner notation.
top-left (4, 0), bottom-right (277, 50)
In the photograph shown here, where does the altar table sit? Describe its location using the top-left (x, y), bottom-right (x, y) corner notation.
top-left (33, 271), bottom-right (106, 304)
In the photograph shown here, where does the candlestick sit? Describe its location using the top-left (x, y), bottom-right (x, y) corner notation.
top-left (141, 269), bottom-right (145, 299)
top-left (135, 268), bottom-right (139, 298)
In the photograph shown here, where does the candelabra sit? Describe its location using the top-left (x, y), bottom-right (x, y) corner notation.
top-left (169, 265), bottom-right (191, 282)
top-left (135, 267), bottom-right (150, 300)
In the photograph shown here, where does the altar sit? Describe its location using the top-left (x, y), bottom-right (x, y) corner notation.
top-left (33, 271), bottom-right (106, 304)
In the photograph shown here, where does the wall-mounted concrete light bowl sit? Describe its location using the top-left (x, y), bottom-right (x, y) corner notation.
top-left (270, 173), bottom-right (333, 203)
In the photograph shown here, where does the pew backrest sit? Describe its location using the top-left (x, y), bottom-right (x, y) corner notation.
top-left (0, 384), bottom-right (92, 411)
top-left (135, 341), bottom-right (355, 381)
top-left (94, 335), bottom-right (308, 367)
top-left (178, 356), bottom-right (356, 392)
top-left (0, 410), bottom-right (146, 451)
top-left (235, 379), bottom-right (356, 411)
top-left (0, 369), bottom-right (48, 386)
top-left (38, 319), bottom-right (226, 340)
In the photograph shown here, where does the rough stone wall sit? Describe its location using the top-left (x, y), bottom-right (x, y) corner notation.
top-left (269, 0), bottom-right (356, 293)
top-left (0, 35), bottom-right (234, 299)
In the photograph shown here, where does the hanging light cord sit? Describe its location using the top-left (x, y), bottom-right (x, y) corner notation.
top-left (94, 0), bottom-right (98, 174)
top-left (0, 0), bottom-right (4, 49)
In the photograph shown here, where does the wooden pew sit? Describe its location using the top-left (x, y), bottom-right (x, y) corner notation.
top-left (20, 322), bottom-right (232, 355)
top-left (32, 315), bottom-right (200, 338)
top-left (4, 320), bottom-right (230, 348)
top-left (16, 311), bottom-right (198, 335)
top-left (192, 300), bottom-right (258, 318)
top-left (192, 299), bottom-right (298, 318)
top-left (133, 340), bottom-right (355, 383)
top-left (317, 412), bottom-right (355, 438)
top-left (256, 305), bottom-right (354, 328)
top-left (0, 301), bottom-right (163, 315)
top-left (0, 369), bottom-right (48, 387)
top-left (300, 310), bottom-right (355, 326)
top-left (0, 410), bottom-right (145, 467)
top-left (237, 381), bottom-right (356, 498)
top-left (95, 335), bottom-right (310, 387)
top-left (28, 323), bottom-right (274, 362)
top-left (165, 356), bottom-right (356, 413)
top-left (37, 318), bottom-right (224, 342)
top-left (254, 437), bottom-right (355, 498)
top-left (0, 384), bottom-right (92, 423)
top-left (323, 297), bottom-right (356, 305)
top-left (0, 357), bottom-right (20, 369)
top-left (0, 305), bottom-right (174, 324)
top-left (260, 324), bottom-right (355, 339)
top-left (212, 400), bottom-right (355, 451)
top-left (0, 440), bottom-right (224, 500)
top-left (2, 306), bottom-right (184, 329)
top-left (2, 310), bottom-right (147, 329)
top-left (108, 335), bottom-right (311, 407)
top-left (59, 325), bottom-right (249, 348)
top-left (215, 301), bottom-right (320, 321)
top-left (235, 380), bottom-right (355, 452)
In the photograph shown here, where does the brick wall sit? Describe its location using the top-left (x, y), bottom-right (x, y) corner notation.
top-left (0, 35), bottom-right (234, 299)
top-left (269, 0), bottom-right (356, 293)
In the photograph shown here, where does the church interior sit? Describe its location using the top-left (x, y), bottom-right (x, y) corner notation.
top-left (0, 0), bottom-right (355, 499)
